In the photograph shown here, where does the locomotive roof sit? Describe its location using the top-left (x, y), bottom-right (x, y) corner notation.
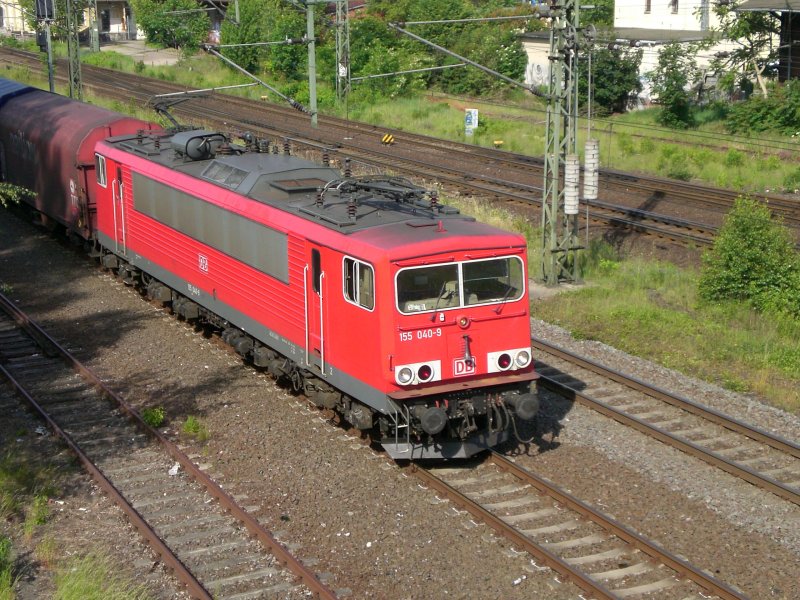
top-left (104, 129), bottom-right (524, 252)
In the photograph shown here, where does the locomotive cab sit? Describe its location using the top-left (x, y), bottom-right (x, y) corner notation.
top-left (380, 243), bottom-right (539, 459)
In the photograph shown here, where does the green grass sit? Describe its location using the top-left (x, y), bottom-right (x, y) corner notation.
top-left (22, 494), bottom-right (50, 538)
top-left (54, 553), bottom-right (151, 600)
top-left (0, 536), bottom-right (15, 600)
top-left (181, 415), bottom-right (209, 442)
top-left (0, 451), bottom-right (57, 522)
top-left (535, 253), bottom-right (800, 412)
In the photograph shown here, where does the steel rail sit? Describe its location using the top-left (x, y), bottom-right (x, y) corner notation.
top-left (409, 457), bottom-right (746, 600)
top-left (0, 292), bottom-right (338, 600)
top-left (531, 336), bottom-right (800, 460)
top-left (0, 298), bottom-right (211, 599)
top-left (531, 338), bottom-right (800, 506)
top-left (488, 452), bottom-right (747, 600)
top-left (407, 464), bottom-right (619, 600)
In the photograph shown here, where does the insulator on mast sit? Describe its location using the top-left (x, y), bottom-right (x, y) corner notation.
top-left (584, 139), bottom-right (599, 201)
top-left (564, 154), bottom-right (580, 215)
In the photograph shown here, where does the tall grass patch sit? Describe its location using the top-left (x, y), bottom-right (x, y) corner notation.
top-left (535, 254), bottom-right (800, 412)
top-left (0, 535), bottom-right (14, 600)
top-left (54, 553), bottom-right (151, 600)
top-left (0, 451), bottom-right (57, 522)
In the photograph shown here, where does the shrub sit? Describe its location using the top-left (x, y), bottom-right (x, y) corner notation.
top-left (0, 183), bottom-right (34, 208)
top-left (726, 80), bottom-right (800, 135)
top-left (699, 197), bottom-right (800, 316)
top-left (639, 138), bottom-right (656, 154)
top-left (617, 133), bottom-right (636, 156)
top-left (724, 149), bottom-right (745, 167)
top-left (658, 153), bottom-right (694, 181)
top-left (783, 167), bottom-right (800, 192)
top-left (182, 416), bottom-right (209, 442)
top-left (141, 407), bottom-right (165, 428)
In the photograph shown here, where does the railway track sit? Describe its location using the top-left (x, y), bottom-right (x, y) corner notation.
top-left (531, 337), bottom-right (800, 506)
top-left (6, 47), bottom-right (795, 248)
top-left (0, 290), bottom-right (338, 600)
top-left (413, 452), bottom-right (746, 600)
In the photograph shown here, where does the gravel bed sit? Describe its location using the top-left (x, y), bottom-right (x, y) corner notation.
top-left (517, 318), bottom-right (800, 599)
top-left (2, 207), bottom-right (798, 599)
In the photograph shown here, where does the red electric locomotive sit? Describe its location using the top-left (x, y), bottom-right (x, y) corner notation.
top-left (0, 79), bottom-right (539, 459)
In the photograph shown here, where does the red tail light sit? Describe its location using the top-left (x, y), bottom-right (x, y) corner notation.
top-left (497, 353), bottom-right (512, 370)
top-left (417, 364), bottom-right (433, 381)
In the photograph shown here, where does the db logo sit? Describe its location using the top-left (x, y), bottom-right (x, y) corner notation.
top-left (453, 358), bottom-right (476, 377)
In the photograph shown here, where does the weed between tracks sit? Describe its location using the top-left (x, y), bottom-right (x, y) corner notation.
top-left (0, 438), bottom-right (149, 599)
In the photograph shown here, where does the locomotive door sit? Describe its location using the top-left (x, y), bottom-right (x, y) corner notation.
top-left (304, 246), bottom-right (326, 376)
top-left (112, 166), bottom-right (127, 256)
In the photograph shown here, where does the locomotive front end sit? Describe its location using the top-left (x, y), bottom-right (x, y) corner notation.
top-left (382, 243), bottom-right (539, 459)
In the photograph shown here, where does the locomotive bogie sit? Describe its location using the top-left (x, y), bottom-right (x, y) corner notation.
top-left (0, 78), bottom-right (541, 460)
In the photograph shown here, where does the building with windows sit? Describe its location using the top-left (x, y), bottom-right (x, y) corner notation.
top-left (519, 0), bottom-right (776, 103)
top-left (95, 0), bottom-right (138, 42)
top-left (0, 0), bottom-right (138, 42)
top-left (0, 0), bottom-right (32, 37)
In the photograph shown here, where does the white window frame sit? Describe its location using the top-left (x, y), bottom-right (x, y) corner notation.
top-left (343, 256), bottom-right (375, 312)
top-left (95, 153), bottom-right (108, 188)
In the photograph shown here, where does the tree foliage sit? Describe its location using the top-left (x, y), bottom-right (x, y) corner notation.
top-left (581, 0), bottom-right (614, 27)
top-left (366, 0), bottom-right (533, 95)
top-left (710, 1), bottom-right (780, 97)
top-left (129, 0), bottom-right (210, 51)
top-left (0, 183), bottom-right (34, 208)
top-left (579, 43), bottom-right (642, 115)
top-left (220, 0), bottom-right (268, 73)
top-left (725, 79), bottom-right (800, 135)
top-left (651, 41), bottom-right (698, 129)
top-left (699, 197), bottom-right (800, 317)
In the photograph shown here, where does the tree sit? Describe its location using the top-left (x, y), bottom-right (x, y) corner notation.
top-left (579, 43), bottom-right (642, 115)
top-left (0, 183), bottom-right (33, 208)
top-left (264, 5), bottom-right (309, 81)
top-left (650, 41), bottom-right (698, 128)
top-left (699, 197), bottom-right (800, 316)
top-left (710, 1), bottom-right (780, 97)
top-left (129, 0), bottom-right (210, 52)
top-left (582, 0), bottom-right (614, 27)
top-left (220, 0), bottom-right (268, 73)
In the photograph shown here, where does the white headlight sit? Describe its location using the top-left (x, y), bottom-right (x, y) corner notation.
top-left (515, 350), bottom-right (531, 368)
top-left (397, 367), bottom-right (414, 385)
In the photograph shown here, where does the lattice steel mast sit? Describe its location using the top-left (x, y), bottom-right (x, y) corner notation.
top-left (65, 0), bottom-right (82, 100)
top-left (541, 0), bottom-right (581, 285)
top-left (335, 0), bottom-right (350, 103)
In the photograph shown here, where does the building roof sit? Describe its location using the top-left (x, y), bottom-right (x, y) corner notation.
top-left (609, 28), bottom-right (715, 44)
top-left (735, 0), bottom-right (800, 11)
top-left (521, 28), bottom-right (714, 45)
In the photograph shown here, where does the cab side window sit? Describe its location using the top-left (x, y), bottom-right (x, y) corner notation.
top-left (344, 257), bottom-right (375, 310)
top-left (95, 154), bottom-right (107, 188)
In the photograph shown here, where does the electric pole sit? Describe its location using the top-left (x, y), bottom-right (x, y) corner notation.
top-left (541, 0), bottom-right (582, 285)
top-left (335, 0), bottom-right (350, 104)
top-left (66, 0), bottom-right (83, 100)
top-left (305, 1), bottom-right (318, 127)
